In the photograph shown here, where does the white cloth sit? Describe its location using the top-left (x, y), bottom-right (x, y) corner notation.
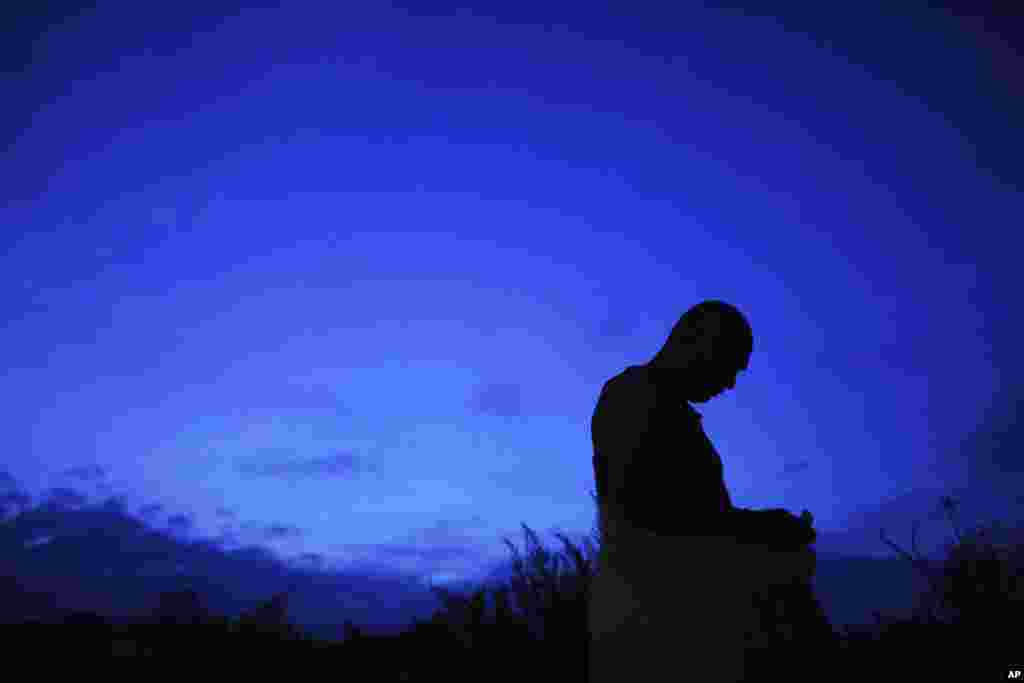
top-left (587, 508), bottom-right (815, 683)
top-left (586, 364), bottom-right (817, 682)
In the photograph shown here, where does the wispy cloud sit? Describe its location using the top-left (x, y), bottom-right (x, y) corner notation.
top-left (263, 523), bottom-right (305, 540)
top-left (1, 491), bottom-right (33, 517)
top-left (61, 464), bottom-right (109, 481)
top-left (44, 487), bottom-right (88, 509)
top-left (296, 552), bottom-right (324, 569)
top-left (783, 460), bottom-right (810, 474)
top-left (407, 517), bottom-right (489, 547)
top-left (236, 450), bottom-right (377, 480)
top-left (138, 502), bottom-right (164, 519)
top-left (327, 516), bottom-right (495, 579)
top-left (334, 539), bottom-right (480, 567)
top-left (467, 381), bottom-right (524, 418)
top-left (593, 313), bottom-right (638, 345)
top-left (167, 513), bottom-right (194, 532)
top-left (0, 469), bottom-right (18, 491)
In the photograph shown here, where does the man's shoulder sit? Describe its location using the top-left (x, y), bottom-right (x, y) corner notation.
top-left (606, 365), bottom-right (697, 401)
top-left (614, 364), bottom-right (655, 389)
top-left (599, 366), bottom-right (700, 421)
top-left (600, 365), bottom-right (653, 403)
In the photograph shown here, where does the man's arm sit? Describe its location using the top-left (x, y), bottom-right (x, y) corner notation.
top-left (610, 403), bottom-right (813, 549)
top-left (725, 507), bottom-right (816, 550)
top-left (607, 397), bottom-right (739, 536)
top-left (620, 476), bottom-right (814, 550)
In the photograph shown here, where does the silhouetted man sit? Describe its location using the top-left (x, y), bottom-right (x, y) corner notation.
top-left (588, 300), bottom-right (819, 683)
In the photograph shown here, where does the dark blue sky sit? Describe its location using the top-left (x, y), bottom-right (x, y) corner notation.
top-left (3, 3), bottom-right (1022, 586)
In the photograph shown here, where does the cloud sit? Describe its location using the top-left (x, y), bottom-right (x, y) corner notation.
top-left (0, 496), bottom-right (474, 636)
top-left (214, 528), bottom-right (241, 549)
top-left (167, 513), bottom-right (194, 532)
top-left (290, 383), bottom-right (355, 418)
top-left (263, 523), bottom-right (305, 540)
top-left (61, 464), bottom-right (108, 481)
top-left (578, 299), bottom-right (662, 356)
top-left (0, 469), bottom-right (18, 491)
top-left (325, 516), bottom-right (498, 580)
top-left (0, 470), bottom-right (31, 518)
top-left (296, 552), bottom-right (325, 569)
top-left (236, 450), bottom-right (377, 480)
top-left (783, 460), bottom-right (810, 474)
top-left (43, 487), bottom-right (88, 509)
top-left (99, 496), bottom-right (130, 514)
top-left (334, 540), bottom-right (479, 568)
top-left (407, 518), bottom-right (488, 547)
top-left (593, 314), bottom-right (637, 345)
top-left (227, 381), bottom-right (355, 424)
top-left (1, 491), bottom-right (33, 517)
top-left (467, 381), bottom-right (524, 418)
top-left (138, 503), bottom-right (164, 519)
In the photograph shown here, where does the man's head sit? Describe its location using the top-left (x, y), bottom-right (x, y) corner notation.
top-left (646, 300), bottom-right (753, 403)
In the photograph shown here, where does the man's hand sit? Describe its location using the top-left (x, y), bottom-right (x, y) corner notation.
top-left (761, 508), bottom-right (816, 549)
top-left (753, 509), bottom-right (818, 585)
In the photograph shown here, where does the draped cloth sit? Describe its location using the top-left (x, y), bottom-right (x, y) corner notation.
top-left (587, 506), bottom-right (816, 682)
top-left (586, 365), bottom-right (818, 683)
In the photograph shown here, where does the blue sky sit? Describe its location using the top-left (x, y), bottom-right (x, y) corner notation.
top-left (3, 3), bottom-right (1022, 586)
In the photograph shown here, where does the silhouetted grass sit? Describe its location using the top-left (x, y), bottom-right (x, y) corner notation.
top-left (415, 490), bottom-right (1022, 681)
top-left (835, 494), bottom-right (1023, 678)
top-left (4, 489), bottom-right (1021, 681)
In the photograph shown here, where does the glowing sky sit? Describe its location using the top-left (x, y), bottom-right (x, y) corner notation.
top-left (4, 4), bottom-right (1021, 584)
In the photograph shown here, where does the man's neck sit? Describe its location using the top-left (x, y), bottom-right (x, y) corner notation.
top-left (639, 362), bottom-right (697, 406)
